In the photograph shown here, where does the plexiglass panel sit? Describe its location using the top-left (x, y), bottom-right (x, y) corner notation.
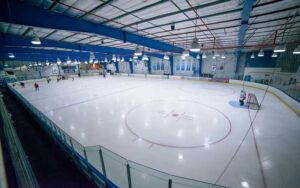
top-left (102, 147), bottom-right (129, 188)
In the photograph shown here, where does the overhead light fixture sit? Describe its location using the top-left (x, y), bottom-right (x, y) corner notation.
top-left (250, 53), bottom-right (255, 58)
top-left (89, 52), bottom-right (95, 61)
top-left (89, 59), bottom-right (93, 63)
top-left (163, 54), bottom-right (170, 60)
top-left (190, 37), bottom-right (200, 52)
top-left (67, 57), bottom-right (71, 64)
top-left (142, 54), bottom-right (149, 61)
top-left (29, 64), bottom-right (32, 67)
top-left (272, 52), bottom-right (278, 58)
top-left (258, 49), bottom-right (264, 57)
top-left (112, 54), bottom-right (116, 62)
top-left (196, 54), bottom-right (200, 59)
top-left (214, 51), bottom-right (220, 57)
top-left (117, 56), bottom-right (120, 62)
top-left (46, 60), bottom-right (50, 66)
top-left (104, 57), bottom-right (108, 63)
top-left (38, 62), bottom-right (42, 66)
top-left (134, 46), bottom-right (142, 56)
top-left (171, 23), bottom-right (175, 30)
top-left (129, 57), bottom-right (132, 61)
top-left (31, 36), bottom-right (41, 45)
top-left (274, 45), bottom-right (286, 53)
top-left (57, 58), bottom-right (61, 65)
top-left (94, 59), bottom-right (99, 64)
top-left (133, 55), bottom-right (138, 59)
top-left (202, 52), bottom-right (207, 58)
top-left (34, 62), bottom-right (38, 66)
top-left (8, 53), bottom-right (15, 58)
top-left (121, 57), bottom-right (125, 62)
top-left (84, 60), bottom-right (88, 64)
top-left (182, 50), bottom-right (189, 57)
top-left (212, 56), bottom-right (216, 59)
top-left (221, 54), bottom-right (226, 59)
top-left (293, 45), bottom-right (300, 54)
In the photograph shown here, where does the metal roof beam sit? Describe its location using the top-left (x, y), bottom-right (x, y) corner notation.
top-left (235, 0), bottom-right (254, 73)
top-left (0, 0), bottom-right (182, 52)
top-left (120, 0), bottom-right (231, 29)
top-left (101, 0), bottom-right (169, 24)
top-left (79, 0), bottom-right (116, 19)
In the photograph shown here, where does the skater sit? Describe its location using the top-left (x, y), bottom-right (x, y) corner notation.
top-left (20, 82), bottom-right (25, 88)
top-left (78, 72), bottom-right (81, 77)
top-left (239, 90), bottom-right (246, 106)
top-left (103, 68), bottom-right (106, 78)
top-left (47, 77), bottom-right (51, 84)
top-left (34, 82), bottom-right (39, 91)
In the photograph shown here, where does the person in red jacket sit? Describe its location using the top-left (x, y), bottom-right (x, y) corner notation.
top-left (34, 82), bottom-right (39, 91)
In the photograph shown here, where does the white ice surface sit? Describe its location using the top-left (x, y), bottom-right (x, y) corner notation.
top-left (13, 76), bottom-right (300, 188)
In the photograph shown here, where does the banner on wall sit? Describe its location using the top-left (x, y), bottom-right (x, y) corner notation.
top-left (52, 66), bottom-right (58, 74)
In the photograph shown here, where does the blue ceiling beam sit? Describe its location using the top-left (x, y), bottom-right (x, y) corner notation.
top-left (0, 34), bottom-right (164, 59)
top-left (0, 0), bottom-right (182, 53)
top-left (0, 46), bottom-right (91, 61)
top-left (235, 0), bottom-right (254, 73)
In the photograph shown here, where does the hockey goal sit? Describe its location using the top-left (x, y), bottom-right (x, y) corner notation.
top-left (247, 93), bottom-right (260, 110)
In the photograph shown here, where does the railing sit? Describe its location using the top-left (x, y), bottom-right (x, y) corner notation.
top-left (8, 82), bottom-right (228, 188)
top-left (0, 93), bottom-right (39, 188)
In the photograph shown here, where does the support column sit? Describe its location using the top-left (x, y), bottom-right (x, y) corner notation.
top-left (115, 61), bottom-right (119, 73)
top-left (129, 61), bottom-right (133, 74)
top-left (147, 58), bottom-right (151, 74)
top-left (198, 54), bottom-right (202, 77)
top-left (170, 55), bottom-right (174, 75)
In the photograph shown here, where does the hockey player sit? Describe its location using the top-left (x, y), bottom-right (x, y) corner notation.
top-left (34, 82), bottom-right (39, 91)
top-left (239, 90), bottom-right (246, 106)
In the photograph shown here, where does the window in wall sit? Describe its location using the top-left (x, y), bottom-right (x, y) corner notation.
top-left (181, 62), bottom-right (185, 71)
top-left (186, 62), bottom-right (191, 71)
top-left (176, 62), bottom-right (180, 71)
top-left (152, 63), bottom-right (156, 71)
top-left (156, 62), bottom-right (160, 71)
top-left (192, 62), bottom-right (196, 71)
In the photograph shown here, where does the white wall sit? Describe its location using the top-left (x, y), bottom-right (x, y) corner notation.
top-left (118, 61), bottom-right (130, 73)
top-left (244, 67), bottom-right (281, 81)
top-left (202, 53), bottom-right (237, 78)
top-left (133, 60), bottom-right (147, 74)
top-left (173, 55), bottom-right (197, 76)
top-left (150, 57), bottom-right (170, 75)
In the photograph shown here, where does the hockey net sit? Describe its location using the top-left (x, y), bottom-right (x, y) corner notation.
top-left (247, 93), bottom-right (260, 110)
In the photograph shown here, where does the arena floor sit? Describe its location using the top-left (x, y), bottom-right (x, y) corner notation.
top-left (12, 75), bottom-right (300, 188)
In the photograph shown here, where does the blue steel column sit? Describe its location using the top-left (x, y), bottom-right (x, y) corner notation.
top-left (115, 61), bottom-right (119, 73)
top-left (129, 61), bottom-right (133, 74)
top-left (235, 0), bottom-right (254, 73)
top-left (170, 56), bottom-right (174, 75)
top-left (198, 54), bottom-right (202, 77)
top-left (147, 58), bottom-right (151, 74)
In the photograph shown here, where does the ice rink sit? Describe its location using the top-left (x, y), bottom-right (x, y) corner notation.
top-left (12, 75), bottom-right (300, 188)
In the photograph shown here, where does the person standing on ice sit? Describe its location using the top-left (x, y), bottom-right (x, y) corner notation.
top-left (239, 90), bottom-right (246, 106)
top-left (34, 82), bottom-right (39, 91)
top-left (102, 68), bottom-right (106, 78)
